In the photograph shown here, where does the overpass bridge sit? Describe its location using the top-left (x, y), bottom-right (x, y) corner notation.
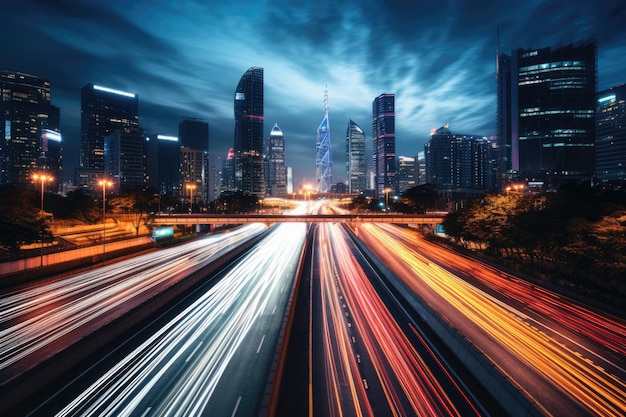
top-left (150, 213), bottom-right (445, 226)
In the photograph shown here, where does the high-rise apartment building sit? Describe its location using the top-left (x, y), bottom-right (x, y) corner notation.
top-left (80, 84), bottom-right (139, 173)
top-left (372, 93), bottom-right (396, 197)
top-left (316, 88), bottom-right (332, 193)
top-left (1, 70), bottom-right (62, 188)
top-left (596, 84), bottom-right (626, 183)
top-left (180, 146), bottom-right (204, 209)
top-left (234, 67), bottom-right (264, 197)
top-left (267, 123), bottom-right (287, 196)
top-left (346, 119), bottom-right (366, 194)
top-left (497, 39), bottom-right (597, 190)
top-left (179, 118), bottom-right (209, 202)
top-left (425, 124), bottom-right (491, 197)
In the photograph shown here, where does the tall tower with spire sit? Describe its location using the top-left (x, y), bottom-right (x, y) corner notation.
top-left (316, 87), bottom-right (332, 193)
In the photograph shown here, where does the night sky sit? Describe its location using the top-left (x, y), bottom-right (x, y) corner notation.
top-left (3, 0), bottom-right (625, 186)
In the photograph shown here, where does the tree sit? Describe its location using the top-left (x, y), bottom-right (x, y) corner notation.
top-left (109, 189), bottom-right (154, 235)
top-left (401, 184), bottom-right (439, 213)
top-left (0, 186), bottom-right (52, 255)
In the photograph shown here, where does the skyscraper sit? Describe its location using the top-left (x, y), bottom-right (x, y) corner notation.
top-left (397, 155), bottom-right (416, 193)
top-left (346, 119), bottom-right (366, 194)
top-left (80, 84), bottom-right (139, 172)
top-left (222, 148), bottom-right (236, 192)
top-left (0, 70), bottom-right (62, 188)
top-left (497, 39), bottom-right (597, 190)
top-left (425, 124), bottom-right (492, 197)
top-left (146, 134), bottom-right (180, 196)
top-left (104, 129), bottom-right (145, 192)
top-left (316, 88), bottom-right (332, 193)
top-left (267, 123), bottom-right (287, 196)
top-left (179, 118), bottom-right (209, 151)
top-left (179, 118), bottom-right (209, 202)
top-left (372, 93), bottom-right (396, 197)
top-left (596, 84), bottom-right (626, 183)
top-left (233, 67), bottom-right (264, 197)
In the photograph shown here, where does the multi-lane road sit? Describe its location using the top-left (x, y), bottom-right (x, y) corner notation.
top-left (1, 216), bottom-right (624, 416)
top-left (311, 223), bottom-right (487, 416)
top-left (356, 222), bottom-right (626, 417)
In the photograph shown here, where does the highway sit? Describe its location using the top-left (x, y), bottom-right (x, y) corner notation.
top-left (0, 224), bottom-right (266, 386)
top-left (355, 222), bottom-right (626, 417)
top-left (33, 222), bottom-right (307, 416)
top-left (311, 223), bottom-right (487, 416)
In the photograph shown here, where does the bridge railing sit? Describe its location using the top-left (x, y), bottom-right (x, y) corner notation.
top-left (150, 213), bottom-right (445, 225)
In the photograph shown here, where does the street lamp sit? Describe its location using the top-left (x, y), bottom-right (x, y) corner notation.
top-left (33, 173), bottom-right (53, 267)
top-left (384, 188), bottom-right (392, 212)
top-left (186, 184), bottom-right (196, 214)
top-left (99, 179), bottom-right (113, 265)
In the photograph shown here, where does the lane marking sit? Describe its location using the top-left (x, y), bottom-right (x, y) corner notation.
top-left (257, 334), bottom-right (266, 354)
top-left (140, 407), bottom-right (152, 417)
top-left (231, 395), bottom-right (242, 417)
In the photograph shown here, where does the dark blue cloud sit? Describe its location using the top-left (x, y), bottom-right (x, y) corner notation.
top-left (3, 0), bottom-right (624, 186)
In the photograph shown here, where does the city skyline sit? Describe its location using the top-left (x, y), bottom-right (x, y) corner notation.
top-left (3, 0), bottom-right (625, 186)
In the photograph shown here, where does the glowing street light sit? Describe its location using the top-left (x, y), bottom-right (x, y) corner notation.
top-left (384, 188), bottom-right (391, 212)
top-left (33, 173), bottom-right (53, 267)
top-left (99, 179), bottom-right (113, 264)
top-left (186, 184), bottom-right (196, 214)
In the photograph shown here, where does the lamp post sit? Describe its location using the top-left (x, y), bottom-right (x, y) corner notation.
top-left (186, 184), bottom-right (196, 214)
top-left (99, 179), bottom-right (112, 265)
top-left (33, 174), bottom-right (53, 267)
top-left (384, 188), bottom-right (392, 212)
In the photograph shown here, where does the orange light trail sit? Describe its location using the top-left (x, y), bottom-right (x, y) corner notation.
top-left (356, 223), bottom-right (626, 417)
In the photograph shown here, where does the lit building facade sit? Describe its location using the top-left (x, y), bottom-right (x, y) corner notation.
top-left (267, 123), bottom-right (287, 196)
top-left (397, 155), bottom-right (416, 193)
top-left (81, 84), bottom-right (138, 173)
top-left (180, 146), bottom-right (204, 209)
top-left (104, 129), bottom-right (145, 192)
top-left (596, 84), bottom-right (626, 183)
top-left (416, 151), bottom-right (426, 185)
top-left (1, 70), bottom-right (62, 188)
top-left (497, 39), bottom-right (597, 190)
top-left (234, 67), bottom-right (265, 197)
top-left (222, 148), bottom-right (236, 192)
top-left (179, 118), bottom-right (209, 202)
top-left (346, 119), bottom-right (366, 194)
top-left (372, 93), bottom-right (396, 197)
top-left (316, 88), bottom-right (332, 193)
top-left (425, 124), bottom-right (492, 197)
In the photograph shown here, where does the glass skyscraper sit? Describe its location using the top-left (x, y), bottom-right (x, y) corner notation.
top-left (267, 123), bottom-right (287, 196)
top-left (316, 88), bottom-right (332, 193)
top-left (346, 119), bottom-right (366, 194)
top-left (372, 93), bottom-right (395, 197)
top-left (0, 70), bottom-right (61, 188)
top-left (80, 84), bottom-right (139, 171)
top-left (596, 84), bottom-right (626, 183)
top-left (234, 67), bottom-right (264, 197)
top-left (497, 39), bottom-right (597, 190)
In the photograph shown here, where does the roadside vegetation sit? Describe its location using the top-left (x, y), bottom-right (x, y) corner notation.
top-left (439, 184), bottom-right (626, 309)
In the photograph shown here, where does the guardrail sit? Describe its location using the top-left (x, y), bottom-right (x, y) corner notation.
top-left (150, 213), bottom-right (445, 226)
